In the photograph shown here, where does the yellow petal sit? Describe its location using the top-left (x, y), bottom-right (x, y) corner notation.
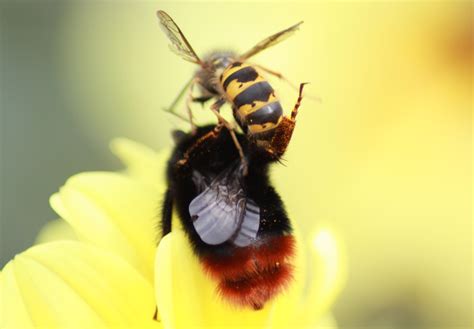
top-left (110, 138), bottom-right (170, 189)
top-left (35, 219), bottom-right (77, 244)
top-left (312, 314), bottom-right (338, 329)
top-left (0, 268), bottom-right (35, 329)
top-left (263, 226), bottom-right (345, 329)
top-left (50, 172), bottom-right (159, 281)
top-left (264, 228), bottom-right (309, 328)
top-left (295, 228), bottom-right (347, 326)
top-left (1, 241), bottom-right (159, 329)
top-left (156, 231), bottom-right (277, 329)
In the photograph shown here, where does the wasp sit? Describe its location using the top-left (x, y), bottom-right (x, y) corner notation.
top-left (161, 124), bottom-right (296, 310)
top-left (157, 11), bottom-right (308, 172)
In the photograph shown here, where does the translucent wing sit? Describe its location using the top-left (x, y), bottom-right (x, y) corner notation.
top-left (156, 10), bottom-right (203, 65)
top-left (239, 21), bottom-right (304, 61)
top-left (189, 164), bottom-right (260, 247)
top-left (231, 198), bottom-right (260, 247)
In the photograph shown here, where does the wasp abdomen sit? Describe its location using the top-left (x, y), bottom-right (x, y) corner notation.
top-left (222, 66), bottom-right (259, 91)
top-left (246, 101), bottom-right (283, 122)
top-left (221, 62), bottom-right (284, 135)
top-left (233, 81), bottom-right (274, 106)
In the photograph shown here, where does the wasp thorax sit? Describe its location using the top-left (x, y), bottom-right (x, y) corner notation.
top-left (195, 51), bottom-right (237, 96)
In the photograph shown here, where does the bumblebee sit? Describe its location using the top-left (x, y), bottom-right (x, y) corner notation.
top-left (157, 11), bottom-right (308, 170)
top-left (161, 125), bottom-right (296, 310)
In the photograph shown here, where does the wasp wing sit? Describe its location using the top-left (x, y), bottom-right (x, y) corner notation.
top-left (189, 164), bottom-right (260, 246)
top-left (156, 10), bottom-right (203, 65)
top-left (239, 21), bottom-right (303, 61)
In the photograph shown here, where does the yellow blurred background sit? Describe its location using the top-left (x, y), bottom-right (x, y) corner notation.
top-left (1, 1), bottom-right (471, 328)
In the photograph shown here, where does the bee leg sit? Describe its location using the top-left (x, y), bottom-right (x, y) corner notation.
top-left (269, 82), bottom-right (308, 158)
top-left (210, 102), bottom-right (248, 176)
top-left (177, 124), bottom-right (224, 167)
top-left (161, 188), bottom-right (173, 236)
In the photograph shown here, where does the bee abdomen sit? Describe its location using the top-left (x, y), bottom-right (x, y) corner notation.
top-left (201, 235), bottom-right (295, 309)
top-left (219, 264), bottom-right (293, 309)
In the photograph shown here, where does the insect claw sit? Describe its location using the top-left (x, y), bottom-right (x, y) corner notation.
top-left (299, 82), bottom-right (310, 93)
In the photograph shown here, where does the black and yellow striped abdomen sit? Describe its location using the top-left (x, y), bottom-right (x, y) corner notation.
top-left (220, 62), bottom-right (283, 136)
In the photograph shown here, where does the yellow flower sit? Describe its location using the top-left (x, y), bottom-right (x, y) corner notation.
top-left (1, 139), bottom-right (346, 329)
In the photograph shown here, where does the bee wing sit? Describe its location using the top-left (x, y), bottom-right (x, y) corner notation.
top-left (239, 21), bottom-right (303, 61)
top-left (189, 165), bottom-right (260, 246)
top-left (230, 198), bottom-right (260, 247)
top-left (156, 10), bottom-right (203, 66)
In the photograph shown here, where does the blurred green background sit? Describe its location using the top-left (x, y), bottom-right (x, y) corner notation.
top-left (0, 1), bottom-right (471, 328)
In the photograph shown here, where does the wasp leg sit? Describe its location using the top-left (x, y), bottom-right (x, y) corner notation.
top-left (290, 82), bottom-right (309, 120)
top-left (268, 83), bottom-right (308, 158)
top-left (185, 78), bottom-right (200, 134)
top-left (210, 97), bottom-right (226, 112)
top-left (163, 77), bottom-right (200, 133)
top-left (253, 64), bottom-right (321, 102)
top-left (163, 77), bottom-right (193, 119)
top-left (210, 99), bottom-right (248, 175)
top-left (192, 86), bottom-right (214, 106)
top-left (192, 95), bottom-right (213, 105)
top-left (253, 64), bottom-right (299, 90)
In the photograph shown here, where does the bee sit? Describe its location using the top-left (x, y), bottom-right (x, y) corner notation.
top-left (156, 10), bottom-right (308, 172)
top-left (161, 124), bottom-right (296, 310)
